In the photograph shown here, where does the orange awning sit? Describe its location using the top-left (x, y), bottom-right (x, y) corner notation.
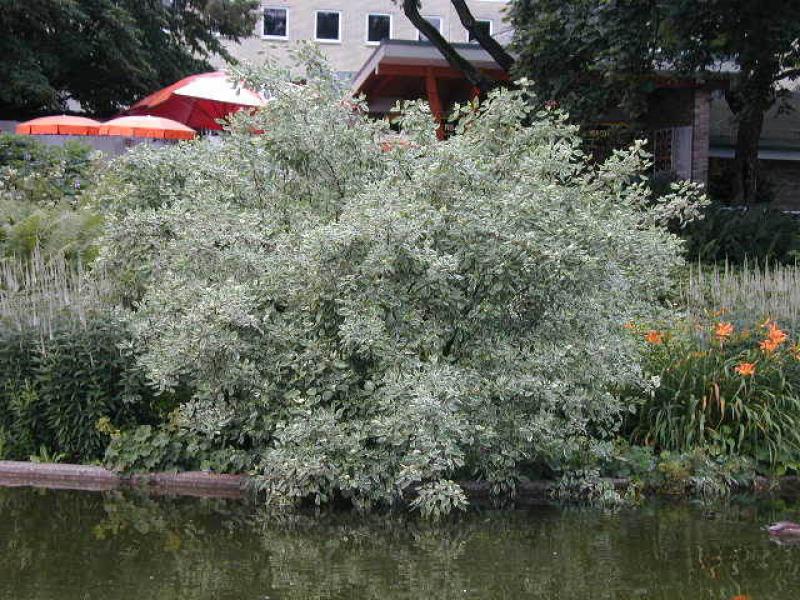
top-left (98, 115), bottom-right (196, 140)
top-left (16, 115), bottom-right (102, 135)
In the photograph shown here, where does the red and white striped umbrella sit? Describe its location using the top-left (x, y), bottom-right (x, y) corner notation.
top-left (124, 71), bottom-right (267, 131)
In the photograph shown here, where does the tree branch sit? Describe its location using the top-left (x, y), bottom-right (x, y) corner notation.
top-left (449, 0), bottom-right (515, 72)
top-left (401, 0), bottom-right (495, 93)
top-left (775, 67), bottom-right (800, 82)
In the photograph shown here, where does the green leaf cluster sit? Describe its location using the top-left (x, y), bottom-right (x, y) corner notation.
top-left (0, 134), bottom-right (103, 262)
top-left (0, 315), bottom-right (173, 462)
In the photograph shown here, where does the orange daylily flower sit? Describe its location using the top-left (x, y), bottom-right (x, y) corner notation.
top-left (767, 322), bottom-right (788, 344)
top-left (735, 362), bottom-right (756, 376)
top-left (644, 330), bottom-right (663, 344)
top-left (759, 322), bottom-right (788, 354)
top-left (714, 322), bottom-right (734, 339)
top-left (623, 322), bottom-right (636, 330)
top-left (760, 338), bottom-right (780, 353)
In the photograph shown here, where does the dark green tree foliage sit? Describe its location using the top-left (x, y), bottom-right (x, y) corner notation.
top-left (510, 1), bottom-right (659, 125)
top-left (0, 0), bottom-right (258, 118)
top-left (509, 0), bottom-right (800, 203)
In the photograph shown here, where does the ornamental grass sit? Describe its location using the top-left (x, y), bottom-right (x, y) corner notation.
top-left (683, 261), bottom-right (800, 334)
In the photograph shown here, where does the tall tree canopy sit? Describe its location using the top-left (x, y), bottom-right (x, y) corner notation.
top-left (509, 0), bottom-right (800, 203)
top-left (0, 0), bottom-right (258, 118)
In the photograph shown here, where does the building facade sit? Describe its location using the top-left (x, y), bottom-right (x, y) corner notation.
top-left (221, 0), bottom-right (510, 77)
top-left (710, 90), bottom-right (800, 207)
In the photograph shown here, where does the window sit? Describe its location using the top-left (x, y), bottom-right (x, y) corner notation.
top-left (468, 20), bottom-right (492, 42)
top-left (315, 10), bottom-right (341, 42)
top-left (651, 128), bottom-right (674, 174)
top-left (417, 16), bottom-right (443, 42)
top-left (366, 13), bottom-right (391, 44)
top-left (262, 7), bottom-right (288, 38)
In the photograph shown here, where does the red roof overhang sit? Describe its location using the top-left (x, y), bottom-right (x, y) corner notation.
top-left (352, 40), bottom-right (509, 114)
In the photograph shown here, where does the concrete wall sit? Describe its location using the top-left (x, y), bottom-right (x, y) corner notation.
top-left (221, 0), bottom-right (510, 75)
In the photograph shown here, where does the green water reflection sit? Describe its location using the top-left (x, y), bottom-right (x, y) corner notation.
top-left (1, 487), bottom-right (799, 599)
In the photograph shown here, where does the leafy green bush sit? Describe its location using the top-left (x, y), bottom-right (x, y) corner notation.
top-left (0, 202), bottom-right (103, 262)
top-left (95, 56), bottom-right (703, 515)
top-left (0, 316), bottom-right (173, 462)
top-left (0, 133), bottom-right (103, 262)
top-left (604, 443), bottom-right (755, 499)
top-left (0, 253), bottom-right (177, 462)
top-left (0, 133), bottom-right (94, 203)
top-left (623, 318), bottom-right (800, 472)
top-left (680, 203), bottom-right (800, 264)
top-left (104, 419), bottom-right (252, 474)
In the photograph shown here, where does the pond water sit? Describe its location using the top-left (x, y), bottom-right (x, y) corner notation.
top-left (1, 487), bottom-right (799, 599)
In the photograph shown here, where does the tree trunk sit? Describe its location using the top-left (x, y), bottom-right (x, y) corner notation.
top-left (724, 53), bottom-right (777, 205)
top-left (731, 107), bottom-right (765, 204)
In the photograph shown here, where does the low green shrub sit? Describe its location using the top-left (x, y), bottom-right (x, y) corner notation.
top-left (0, 316), bottom-right (175, 462)
top-left (0, 253), bottom-right (178, 462)
top-left (0, 133), bottom-right (94, 204)
top-left (680, 203), bottom-right (800, 264)
top-left (104, 419), bottom-right (253, 474)
top-left (0, 202), bottom-right (103, 263)
top-left (604, 443), bottom-right (755, 499)
top-left (623, 317), bottom-right (800, 472)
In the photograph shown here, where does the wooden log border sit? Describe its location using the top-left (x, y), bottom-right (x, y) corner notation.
top-left (2, 460), bottom-right (799, 502)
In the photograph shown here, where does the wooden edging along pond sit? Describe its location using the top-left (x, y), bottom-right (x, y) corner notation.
top-left (2, 460), bottom-right (800, 502)
top-left (0, 461), bottom-right (247, 499)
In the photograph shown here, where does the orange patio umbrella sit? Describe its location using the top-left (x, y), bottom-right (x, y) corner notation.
top-left (98, 115), bottom-right (196, 140)
top-left (16, 115), bottom-right (102, 135)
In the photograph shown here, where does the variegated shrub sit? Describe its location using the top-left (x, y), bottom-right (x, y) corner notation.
top-left (96, 53), bottom-right (702, 516)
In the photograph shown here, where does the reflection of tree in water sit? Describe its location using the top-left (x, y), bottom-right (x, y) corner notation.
top-left (266, 506), bottom-right (800, 600)
top-left (1, 489), bottom-right (800, 599)
top-left (0, 489), bottom-right (271, 600)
